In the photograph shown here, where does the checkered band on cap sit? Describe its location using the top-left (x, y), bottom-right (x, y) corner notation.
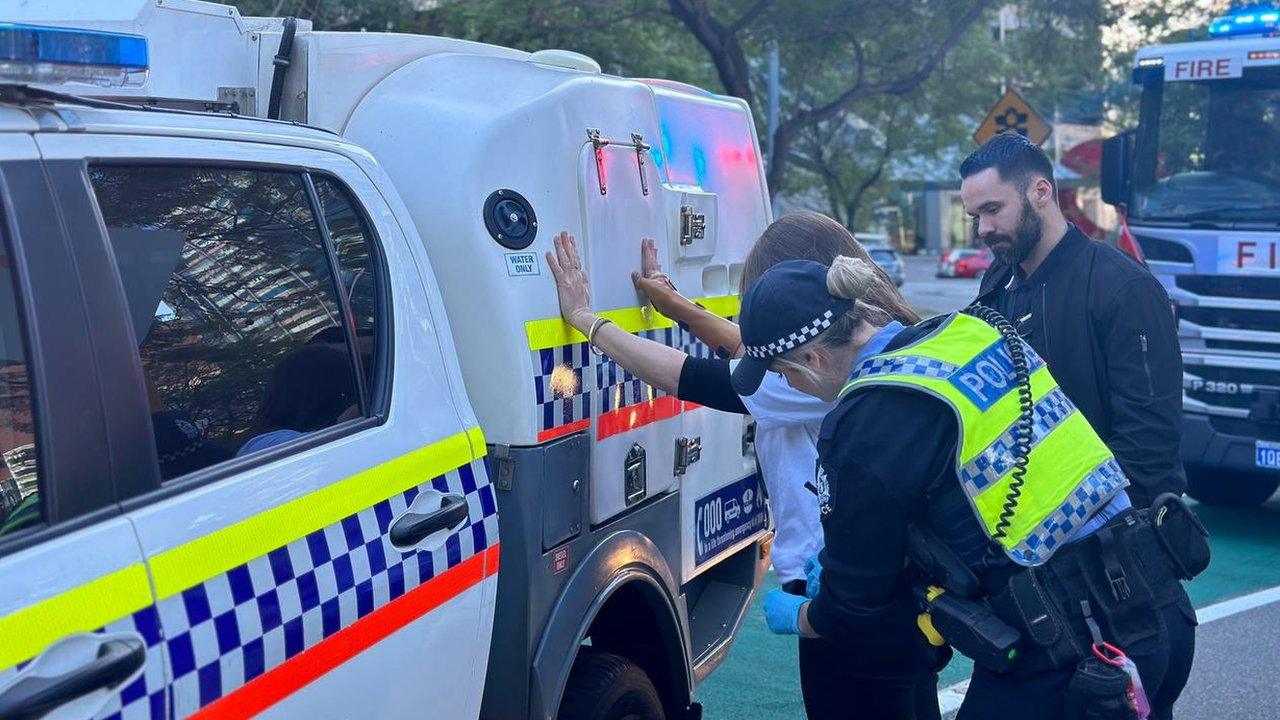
top-left (744, 310), bottom-right (836, 359)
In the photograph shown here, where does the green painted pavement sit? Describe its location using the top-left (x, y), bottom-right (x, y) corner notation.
top-left (698, 497), bottom-right (1280, 719)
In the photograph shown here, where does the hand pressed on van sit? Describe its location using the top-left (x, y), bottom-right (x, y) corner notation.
top-left (546, 231), bottom-right (595, 333)
top-left (630, 237), bottom-right (675, 298)
top-left (630, 237), bottom-right (744, 359)
top-left (546, 230), bottom-right (685, 393)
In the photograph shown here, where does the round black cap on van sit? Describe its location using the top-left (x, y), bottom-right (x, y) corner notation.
top-left (484, 189), bottom-right (538, 249)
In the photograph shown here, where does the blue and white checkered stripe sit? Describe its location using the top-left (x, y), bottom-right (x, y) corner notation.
top-left (959, 388), bottom-right (1077, 494)
top-left (744, 310), bottom-right (835, 359)
top-left (1010, 458), bottom-right (1127, 566)
top-left (159, 461), bottom-right (497, 717)
top-left (850, 353), bottom-right (959, 381)
top-left (532, 343), bottom-right (592, 432)
top-left (96, 608), bottom-right (168, 720)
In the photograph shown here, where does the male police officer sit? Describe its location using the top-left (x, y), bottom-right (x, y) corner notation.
top-left (960, 132), bottom-right (1184, 508)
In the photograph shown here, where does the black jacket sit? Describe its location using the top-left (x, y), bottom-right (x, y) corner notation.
top-left (976, 225), bottom-right (1185, 507)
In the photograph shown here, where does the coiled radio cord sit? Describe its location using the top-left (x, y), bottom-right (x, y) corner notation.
top-left (962, 303), bottom-right (1035, 546)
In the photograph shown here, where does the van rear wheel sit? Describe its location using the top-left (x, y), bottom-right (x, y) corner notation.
top-left (558, 652), bottom-right (665, 720)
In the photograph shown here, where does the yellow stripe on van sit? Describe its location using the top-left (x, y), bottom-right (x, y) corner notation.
top-left (0, 563), bottom-right (152, 671)
top-left (695, 294), bottom-right (740, 318)
top-left (151, 428), bottom-right (484, 600)
top-left (0, 428), bottom-right (487, 673)
top-left (525, 295), bottom-right (740, 351)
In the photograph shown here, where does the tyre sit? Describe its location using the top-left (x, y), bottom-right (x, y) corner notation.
top-left (558, 652), bottom-right (665, 720)
top-left (1186, 467), bottom-right (1280, 507)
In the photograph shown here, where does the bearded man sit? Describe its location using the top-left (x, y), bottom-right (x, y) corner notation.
top-left (960, 131), bottom-right (1185, 507)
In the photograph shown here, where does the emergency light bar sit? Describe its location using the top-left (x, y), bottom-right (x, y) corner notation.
top-left (0, 23), bottom-right (148, 88)
top-left (1209, 7), bottom-right (1280, 38)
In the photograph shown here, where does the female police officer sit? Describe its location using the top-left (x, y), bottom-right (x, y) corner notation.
top-left (734, 256), bottom-right (1195, 720)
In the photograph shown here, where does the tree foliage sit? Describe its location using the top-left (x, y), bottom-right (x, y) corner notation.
top-left (234, 0), bottom-right (1230, 228)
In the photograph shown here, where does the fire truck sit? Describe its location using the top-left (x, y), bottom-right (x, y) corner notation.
top-left (1103, 6), bottom-right (1280, 506)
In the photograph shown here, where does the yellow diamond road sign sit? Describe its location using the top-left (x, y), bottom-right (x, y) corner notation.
top-left (973, 89), bottom-right (1052, 147)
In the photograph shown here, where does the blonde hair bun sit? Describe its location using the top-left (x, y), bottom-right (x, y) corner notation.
top-left (826, 255), bottom-right (878, 300)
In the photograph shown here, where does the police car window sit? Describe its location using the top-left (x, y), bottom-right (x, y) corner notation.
top-left (89, 166), bottom-right (363, 480)
top-left (312, 176), bottom-right (382, 402)
top-left (0, 223), bottom-right (40, 537)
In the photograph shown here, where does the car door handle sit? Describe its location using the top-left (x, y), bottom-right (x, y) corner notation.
top-left (389, 493), bottom-right (469, 547)
top-left (0, 638), bottom-right (145, 720)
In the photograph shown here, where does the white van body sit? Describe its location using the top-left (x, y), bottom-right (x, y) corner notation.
top-left (0, 3), bottom-right (775, 719)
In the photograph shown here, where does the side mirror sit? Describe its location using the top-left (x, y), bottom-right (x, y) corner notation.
top-left (1101, 130), bottom-right (1135, 208)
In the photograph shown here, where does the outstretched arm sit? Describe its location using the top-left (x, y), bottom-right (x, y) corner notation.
top-left (632, 238), bottom-right (744, 358)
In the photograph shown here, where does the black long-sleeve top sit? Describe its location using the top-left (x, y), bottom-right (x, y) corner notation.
top-left (676, 356), bottom-right (747, 414)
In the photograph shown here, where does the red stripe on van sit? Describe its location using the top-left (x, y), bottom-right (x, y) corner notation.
top-left (191, 543), bottom-right (500, 720)
top-left (538, 419), bottom-right (591, 443)
top-left (596, 395), bottom-right (683, 440)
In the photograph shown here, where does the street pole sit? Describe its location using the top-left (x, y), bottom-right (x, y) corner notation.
top-left (767, 40), bottom-right (779, 171)
top-left (998, 9), bottom-right (1006, 95)
top-left (767, 40), bottom-right (780, 216)
top-left (1053, 102), bottom-right (1061, 163)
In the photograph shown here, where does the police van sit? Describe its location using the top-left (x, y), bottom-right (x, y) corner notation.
top-left (0, 3), bottom-right (773, 718)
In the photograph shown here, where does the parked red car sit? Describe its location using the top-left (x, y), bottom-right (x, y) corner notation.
top-left (936, 247), bottom-right (994, 279)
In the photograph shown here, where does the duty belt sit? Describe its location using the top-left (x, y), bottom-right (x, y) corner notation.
top-left (986, 509), bottom-right (1184, 674)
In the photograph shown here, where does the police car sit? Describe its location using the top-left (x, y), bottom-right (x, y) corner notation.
top-left (0, 4), bottom-right (773, 719)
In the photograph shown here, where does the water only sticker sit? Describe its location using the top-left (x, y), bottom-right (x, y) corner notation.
top-left (505, 252), bottom-right (540, 277)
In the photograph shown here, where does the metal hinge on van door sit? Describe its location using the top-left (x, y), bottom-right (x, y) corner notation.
top-left (680, 205), bottom-right (706, 246)
top-left (630, 132), bottom-right (651, 196)
top-left (586, 128), bottom-right (651, 196)
top-left (493, 444), bottom-right (515, 491)
top-left (674, 436), bottom-right (702, 476)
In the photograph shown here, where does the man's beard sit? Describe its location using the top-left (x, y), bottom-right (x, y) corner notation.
top-left (983, 197), bottom-right (1043, 265)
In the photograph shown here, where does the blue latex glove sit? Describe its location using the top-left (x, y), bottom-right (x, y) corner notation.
top-left (764, 588), bottom-right (808, 635)
top-left (804, 554), bottom-right (822, 600)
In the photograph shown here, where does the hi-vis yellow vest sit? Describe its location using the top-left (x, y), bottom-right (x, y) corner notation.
top-left (841, 313), bottom-right (1127, 567)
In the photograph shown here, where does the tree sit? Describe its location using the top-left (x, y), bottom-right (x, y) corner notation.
top-left (661, 0), bottom-right (997, 196)
top-left (777, 0), bottom-right (1111, 229)
top-left (417, 0), bottom-right (998, 198)
top-left (1102, 0), bottom-right (1233, 68)
top-left (236, 0), bottom-right (1108, 219)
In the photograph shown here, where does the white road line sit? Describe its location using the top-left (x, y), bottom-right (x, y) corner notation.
top-left (1194, 584), bottom-right (1280, 624)
top-left (936, 583), bottom-right (1280, 715)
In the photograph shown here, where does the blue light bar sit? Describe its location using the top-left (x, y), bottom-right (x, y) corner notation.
top-left (0, 23), bottom-right (148, 87)
top-left (1208, 6), bottom-right (1280, 37)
